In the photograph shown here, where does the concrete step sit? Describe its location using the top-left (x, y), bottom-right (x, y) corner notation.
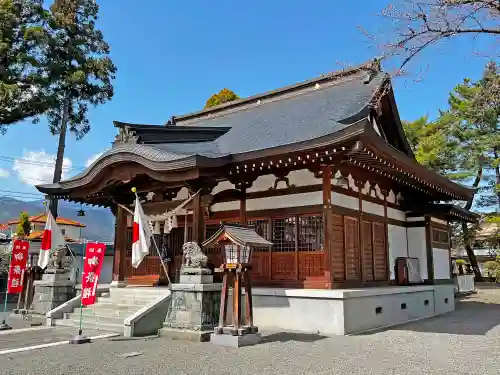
top-left (65, 312), bottom-right (125, 325)
top-left (109, 288), bottom-right (170, 299)
top-left (84, 304), bottom-right (139, 315)
top-left (97, 297), bottom-right (157, 306)
top-left (89, 301), bottom-right (138, 309)
top-left (54, 318), bottom-right (123, 333)
top-left (76, 306), bottom-right (137, 318)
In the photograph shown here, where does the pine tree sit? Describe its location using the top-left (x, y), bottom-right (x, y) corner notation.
top-left (16, 211), bottom-right (31, 237)
top-left (0, 0), bottom-right (52, 129)
top-left (46, 0), bottom-right (116, 217)
top-left (402, 63), bottom-right (500, 280)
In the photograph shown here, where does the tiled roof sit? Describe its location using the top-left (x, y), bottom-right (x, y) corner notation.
top-left (203, 223), bottom-right (273, 249)
top-left (37, 61), bottom-right (389, 192)
top-left (16, 230), bottom-right (78, 243)
top-left (6, 213), bottom-right (86, 227)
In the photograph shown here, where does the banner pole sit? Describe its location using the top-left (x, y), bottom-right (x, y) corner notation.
top-left (69, 241), bottom-right (90, 344)
top-left (0, 244), bottom-right (13, 330)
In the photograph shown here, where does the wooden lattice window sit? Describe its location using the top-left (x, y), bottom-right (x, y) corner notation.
top-left (432, 229), bottom-right (449, 245)
top-left (164, 227), bottom-right (186, 256)
top-left (204, 224), bottom-right (222, 255)
top-left (271, 217), bottom-right (296, 252)
top-left (247, 219), bottom-right (270, 252)
top-left (298, 215), bottom-right (323, 251)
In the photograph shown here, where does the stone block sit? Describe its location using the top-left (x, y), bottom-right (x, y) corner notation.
top-left (179, 274), bottom-right (214, 284)
top-left (210, 333), bottom-right (262, 348)
top-left (158, 327), bottom-right (212, 342)
top-left (160, 282), bottom-right (221, 342)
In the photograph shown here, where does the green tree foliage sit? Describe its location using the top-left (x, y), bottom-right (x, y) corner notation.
top-left (0, 0), bottom-right (52, 129)
top-left (484, 256), bottom-right (500, 282)
top-left (16, 211), bottom-right (31, 236)
top-left (46, 0), bottom-right (116, 140)
top-left (403, 63), bottom-right (500, 279)
top-left (205, 88), bottom-right (239, 108)
top-left (46, 0), bottom-right (116, 217)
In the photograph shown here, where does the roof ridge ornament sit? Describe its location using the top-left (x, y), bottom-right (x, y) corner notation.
top-left (114, 125), bottom-right (138, 144)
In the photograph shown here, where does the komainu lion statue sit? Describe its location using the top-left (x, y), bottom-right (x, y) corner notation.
top-left (47, 245), bottom-right (72, 270)
top-left (182, 242), bottom-right (208, 269)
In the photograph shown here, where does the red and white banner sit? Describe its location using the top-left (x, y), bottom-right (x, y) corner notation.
top-left (7, 240), bottom-right (30, 294)
top-left (38, 210), bottom-right (66, 269)
top-left (132, 198), bottom-right (152, 268)
top-left (81, 242), bottom-right (106, 306)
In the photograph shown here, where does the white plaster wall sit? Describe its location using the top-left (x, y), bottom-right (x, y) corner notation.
top-left (331, 191), bottom-right (358, 210)
top-left (433, 248), bottom-right (451, 280)
top-left (431, 218), bottom-right (447, 225)
top-left (406, 227), bottom-right (428, 280)
top-left (288, 169), bottom-right (322, 187)
top-left (388, 225), bottom-right (408, 279)
top-left (71, 255), bottom-right (113, 284)
top-left (388, 207), bottom-right (406, 221)
top-left (362, 201), bottom-right (384, 216)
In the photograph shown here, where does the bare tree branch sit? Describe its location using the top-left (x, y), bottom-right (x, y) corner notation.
top-left (361, 0), bottom-right (500, 74)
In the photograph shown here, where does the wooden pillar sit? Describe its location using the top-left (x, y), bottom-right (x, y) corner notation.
top-left (425, 216), bottom-right (434, 282)
top-left (244, 271), bottom-right (254, 327)
top-left (112, 205), bottom-right (127, 283)
top-left (219, 272), bottom-right (230, 328)
top-left (383, 191), bottom-right (390, 282)
top-left (239, 188), bottom-right (247, 225)
top-left (322, 165), bottom-right (332, 287)
top-left (233, 269), bottom-right (241, 330)
top-left (357, 181), bottom-right (364, 282)
top-left (192, 193), bottom-right (205, 245)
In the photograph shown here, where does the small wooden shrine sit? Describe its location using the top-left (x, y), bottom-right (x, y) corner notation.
top-left (202, 223), bottom-right (272, 336)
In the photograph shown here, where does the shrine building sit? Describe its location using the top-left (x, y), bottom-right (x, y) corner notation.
top-left (36, 59), bottom-right (478, 335)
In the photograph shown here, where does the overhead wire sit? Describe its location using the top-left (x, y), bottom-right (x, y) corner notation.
top-left (0, 155), bottom-right (86, 171)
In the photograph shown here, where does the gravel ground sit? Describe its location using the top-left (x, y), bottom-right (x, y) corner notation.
top-left (0, 289), bottom-right (500, 375)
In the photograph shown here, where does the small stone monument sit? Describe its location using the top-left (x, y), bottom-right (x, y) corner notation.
top-left (32, 246), bottom-right (75, 315)
top-left (158, 242), bottom-right (222, 342)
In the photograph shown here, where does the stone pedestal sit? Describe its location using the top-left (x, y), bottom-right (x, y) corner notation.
top-left (32, 269), bottom-right (75, 315)
top-left (158, 268), bottom-right (222, 342)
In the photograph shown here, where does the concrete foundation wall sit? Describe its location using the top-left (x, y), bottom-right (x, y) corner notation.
top-left (226, 286), bottom-right (455, 335)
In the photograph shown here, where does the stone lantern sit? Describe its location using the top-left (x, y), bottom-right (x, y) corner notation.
top-left (202, 223), bottom-right (272, 347)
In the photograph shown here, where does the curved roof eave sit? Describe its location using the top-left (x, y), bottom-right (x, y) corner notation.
top-left (36, 119), bottom-right (371, 196)
top-left (35, 151), bottom-right (231, 194)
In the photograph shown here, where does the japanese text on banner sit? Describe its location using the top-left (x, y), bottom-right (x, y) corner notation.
top-left (7, 240), bottom-right (30, 294)
top-left (81, 243), bottom-right (106, 306)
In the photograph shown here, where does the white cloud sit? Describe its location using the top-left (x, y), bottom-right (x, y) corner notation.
top-left (0, 168), bottom-right (9, 178)
top-left (13, 150), bottom-right (72, 185)
top-left (85, 152), bottom-right (104, 168)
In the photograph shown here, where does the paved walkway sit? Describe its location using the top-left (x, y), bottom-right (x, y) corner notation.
top-left (0, 327), bottom-right (106, 352)
top-left (0, 288), bottom-right (499, 374)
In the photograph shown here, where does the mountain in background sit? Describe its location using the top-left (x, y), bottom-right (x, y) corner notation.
top-left (0, 197), bottom-right (115, 242)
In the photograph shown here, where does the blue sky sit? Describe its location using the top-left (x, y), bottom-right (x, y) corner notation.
top-left (0, 0), bottom-right (493, 200)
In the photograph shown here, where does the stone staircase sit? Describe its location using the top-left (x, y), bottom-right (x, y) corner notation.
top-left (53, 287), bottom-right (171, 333)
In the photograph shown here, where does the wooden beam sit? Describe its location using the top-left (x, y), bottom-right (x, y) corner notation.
top-left (322, 165), bottom-right (333, 287)
top-left (112, 205), bottom-right (128, 283)
top-left (192, 193), bottom-right (205, 245)
top-left (357, 181), bottom-right (364, 281)
top-left (425, 216), bottom-right (434, 282)
top-left (239, 188), bottom-right (247, 225)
